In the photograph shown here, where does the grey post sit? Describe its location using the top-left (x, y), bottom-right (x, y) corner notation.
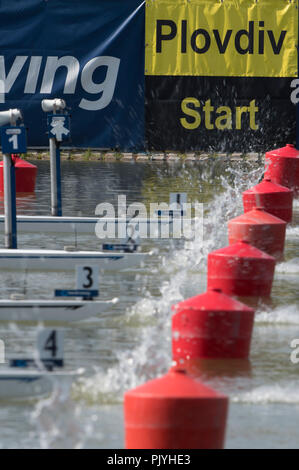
top-left (3, 153), bottom-right (13, 248)
top-left (49, 135), bottom-right (59, 216)
top-left (0, 109), bottom-right (22, 249)
top-left (41, 99), bottom-right (66, 217)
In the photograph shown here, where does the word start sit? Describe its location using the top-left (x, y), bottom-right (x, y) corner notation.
top-left (180, 99), bottom-right (258, 131)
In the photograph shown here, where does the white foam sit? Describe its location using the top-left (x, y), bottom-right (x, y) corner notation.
top-left (232, 383), bottom-right (299, 404)
top-left (276, 258), bottom-right (299, 274)
top-left (293, 197), bottom-right (299, 208)
top-left (256, 304), bottom-right (299, 325)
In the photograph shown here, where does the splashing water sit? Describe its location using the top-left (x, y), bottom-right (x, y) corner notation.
top-left (75, 163), bottom-right (262, 404)
top-left (232, 383), bottom-right (299, 405)
top-left (30, 159), bottom-right (299, 449)
top-left (31, 377), bottom-right (96, 449)
top-left (255, 304), bottom-right (299, 325)
top-left (276, 258), bottom-right (299, 275)
top-left (286, 226), bottom-right (299, 238)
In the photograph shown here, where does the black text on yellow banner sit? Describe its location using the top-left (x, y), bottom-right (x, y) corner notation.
top-left (145, 0), bottom-right (298, 77)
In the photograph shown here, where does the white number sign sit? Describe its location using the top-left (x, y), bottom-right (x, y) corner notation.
top-left (76, 265), bottom-right (99, 290)
top-left (37, 329), bottom-right (64, 360)
top-left (8, 134), bottom-right (18, 150)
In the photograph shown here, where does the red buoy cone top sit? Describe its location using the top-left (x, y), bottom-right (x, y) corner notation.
top-left (265, 144), bottom-right (299, 192)
top-left (207, 240), bottom-right (276, 297)
top-left (228, 207), bottom-right (287, 260)
top-left (172, 287), bottom-right (254, 314)
top-left (126, 367), bottom-right (226, 398)
top-left (242, 178), bottom-right (293, 223)
top-left (243, 178), bottom-right (292, 195)
top-left (11, 155), bottom-right (37, 169)
top-left (0, 155), bottom-right (37, 193)
top-left (208, 239), bottom-right (274, 260)
top-left (124, 368), bottom-right (228, 449)
top-left (266, 144), bottom-right (299, 158)
top-left (172, 288), bottom-right (255, 360)
top-left (229, 206), bottom-right (287, 226)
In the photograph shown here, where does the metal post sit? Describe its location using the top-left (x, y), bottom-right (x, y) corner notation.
top-left (10, 158), bottom-right (17, 248)
top-left (3, 153), bottom-right (17, 249)
top-left (49, 137), bottom-right (62, 216)
top-left (56, 143), bottom-right (62, 217)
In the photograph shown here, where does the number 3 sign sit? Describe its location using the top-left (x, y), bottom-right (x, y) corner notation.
top-left (76, 265), bottom-right (99, 291)
top-left (1, 126), bottom-right (27, 154)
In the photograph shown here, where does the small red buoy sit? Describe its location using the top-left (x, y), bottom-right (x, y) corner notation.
top-left (228, 207), bottom-right (287, 260)
top-left (207, 240), bottom-right (276, 297)
top-left (0, 155), bottom-right (37, 193)
top-left (172, 288), bottom-right (255, 362)
top-left (124, 367), bottom-right (228, 449)
top-left (242, 178), bottom-right (293, 223)
top-left (265, 144), bottom-right (299, 194)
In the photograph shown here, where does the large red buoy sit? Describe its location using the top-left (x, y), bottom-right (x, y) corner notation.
top-left (172, 288), bottom-right (255, 362)
top-left (124, 367), bottom-right (228, 449)
top-left (207, 240), bottom-right (276, 297)
top-left (265, 144), bottom-right (299, 195)
top-left (228, 207), bottom-right (287, 260)
top-left (0, 155), bottom-right (37, 193)
top-left (242, 178), bottom-right (293, 223)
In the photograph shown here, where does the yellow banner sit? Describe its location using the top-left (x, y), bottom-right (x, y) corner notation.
top-left (145, 0), bottom-right (298, 77)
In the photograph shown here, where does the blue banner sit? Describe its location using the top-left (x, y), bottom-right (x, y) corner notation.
top-left (0, 0), bottom-right (145, 151)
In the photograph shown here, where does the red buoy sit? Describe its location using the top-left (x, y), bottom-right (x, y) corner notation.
top-left (124, 367), bottom-right (228, 449)
top-left (228, 207), bottom-right (287, 260)
top-left (265, 144), bottom-right (299, 194)
top-left (0, 155), bottom-right (37, 193)
top-left (242, 178), bottom-right (293, 223)
top-left (207, 240), bottom-right (276, 297)
top-left (172, 288), bottom-right (255, 362)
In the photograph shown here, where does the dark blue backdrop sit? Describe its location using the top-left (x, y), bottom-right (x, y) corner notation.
top-left (0, 0), bottom-right (145, 150)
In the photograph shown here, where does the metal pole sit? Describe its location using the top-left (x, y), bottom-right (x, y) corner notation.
top-left (49, 137), bottom-right (57, 216)
top-left (3, 153), bottom-right (17, 248)
top-left (10, 158), bottom-right (17, 248)
top-left (49, 138), bottom-right (62, 216)
top-left (56, 143), bottom-right (62, 217)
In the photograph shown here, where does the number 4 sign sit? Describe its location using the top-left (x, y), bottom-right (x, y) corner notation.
top-left (1, 126), bottom-right (27, 154)
top-left (76, 265), bottom-right (99, 291)
top-left (37, 329), bottom-right (64, 361)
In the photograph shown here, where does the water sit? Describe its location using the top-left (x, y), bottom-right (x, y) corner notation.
top-left (0, 159), bottom-right (298, 449)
